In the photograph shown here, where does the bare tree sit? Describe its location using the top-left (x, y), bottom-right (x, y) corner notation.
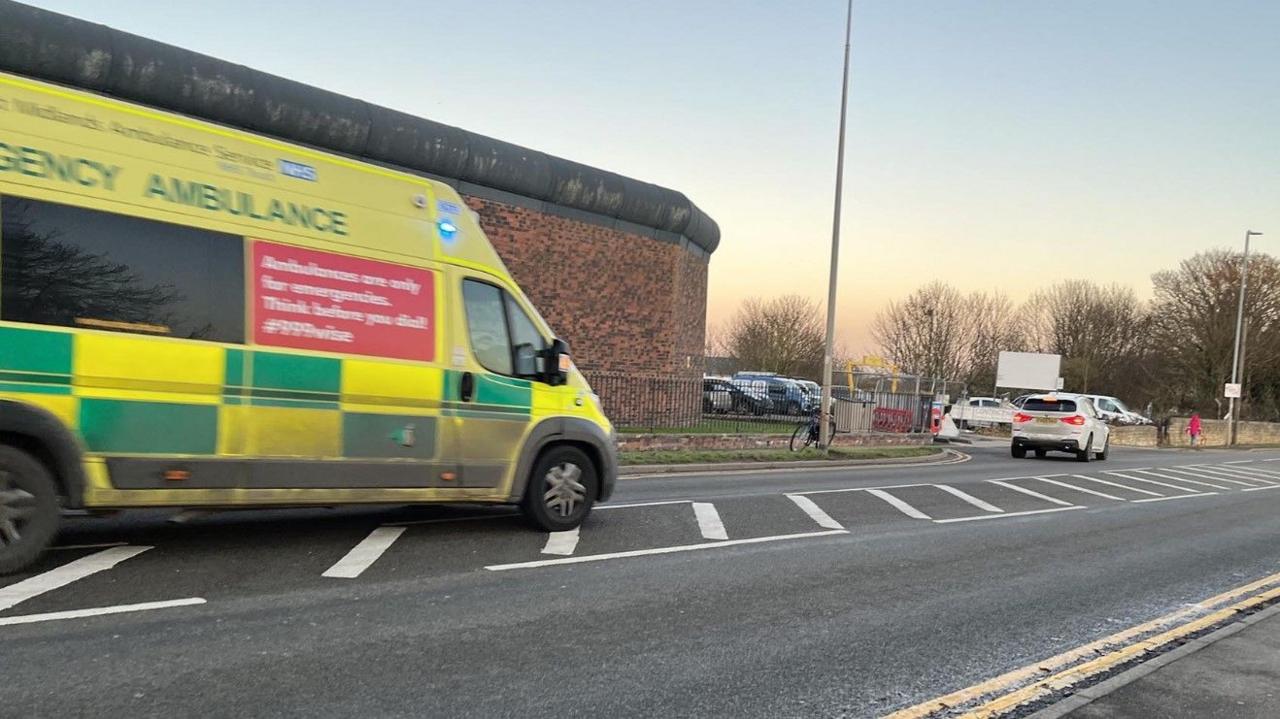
top-left (962, 291), bottom-right (1024, 390)
top-left (870, 282), bottom-right (1023, 389)
top-left (870, 281), bottom-right (970, 380)
top-left (723, 295), bottom-right (826, 378)
top-left (1021, 281), bottom-right (1147, 393)
top-left (1148, 250), bottom-right (1280, 418)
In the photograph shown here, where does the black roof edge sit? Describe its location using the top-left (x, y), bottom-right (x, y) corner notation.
top-left (0, 0), bottom-right (720, 254)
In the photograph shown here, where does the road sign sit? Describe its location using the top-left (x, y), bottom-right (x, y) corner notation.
top-left (1225, 383), bottom-right (1242, 399)
top-left (996, 351), bottom-right (1062, 391)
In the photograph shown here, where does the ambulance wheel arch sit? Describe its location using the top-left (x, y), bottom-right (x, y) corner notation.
top-left (0, 399), bottom-right (88, 508)
top-left (508, 417), bottom-right (618, 507)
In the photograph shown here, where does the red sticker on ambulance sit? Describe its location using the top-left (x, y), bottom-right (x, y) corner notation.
top-left (251, 240), bottom-right (435, 362)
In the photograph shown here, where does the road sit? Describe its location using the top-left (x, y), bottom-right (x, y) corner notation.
top-left (4, 442), bottom-right (1280, 718)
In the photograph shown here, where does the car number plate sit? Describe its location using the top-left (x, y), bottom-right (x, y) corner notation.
top-left (1035, 417), bottom-right (1058, 425)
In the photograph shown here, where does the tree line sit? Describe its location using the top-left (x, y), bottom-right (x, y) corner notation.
top-left (872, 250), bottom-right (1280, 419)
top-left (710, 250), bottom-right (1280, 420)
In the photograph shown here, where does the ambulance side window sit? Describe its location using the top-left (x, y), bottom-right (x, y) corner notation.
top-left (461, 280), bottom-right (512, 375)
top-left (506, 295), bottom-right (544, 352)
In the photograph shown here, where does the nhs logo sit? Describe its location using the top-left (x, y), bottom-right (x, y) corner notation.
top-left (278, 159), bottom-right (318, 182)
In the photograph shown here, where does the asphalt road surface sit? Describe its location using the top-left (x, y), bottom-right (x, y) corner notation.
top-left (4, 442), bottom-right (1280, 718)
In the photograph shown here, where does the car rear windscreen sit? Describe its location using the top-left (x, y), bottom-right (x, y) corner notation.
top-left (1024, 399), bottom-right (1077, 412)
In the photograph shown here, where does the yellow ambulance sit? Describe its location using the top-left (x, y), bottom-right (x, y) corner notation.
top-left (0, 71), bottom-right (616, 573)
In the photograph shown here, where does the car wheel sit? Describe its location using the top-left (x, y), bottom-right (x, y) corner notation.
top-left (1076, 435), bottom-right (1093, 463)
top-left (0, 446), bottom-right (62, 575)
top-left (1011, 444), bottom-right (1026, 459)
top-left (787, 401), bottom-right (802, 416)
top-left (1034, 449), bottom-right (1046, 459)
top-left (521, 445), bottom-right (598, 532)
top-left (1097, 437), bottom-right (1109, 461)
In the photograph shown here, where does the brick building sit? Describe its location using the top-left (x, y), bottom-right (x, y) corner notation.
top-left (1, 1), bottom-right (720, 424)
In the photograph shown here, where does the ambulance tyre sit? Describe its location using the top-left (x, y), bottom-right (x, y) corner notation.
top-left (0, 446), bottom-right (61, 575)
top-left (522, 445), bottom-right (598, 532)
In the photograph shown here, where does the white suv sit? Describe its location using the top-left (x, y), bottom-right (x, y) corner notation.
top-left (1011, 394), bottom-right (1110, 462)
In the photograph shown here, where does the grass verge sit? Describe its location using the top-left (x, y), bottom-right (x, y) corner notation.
top-left (618, 446), bottom-right (939, 466)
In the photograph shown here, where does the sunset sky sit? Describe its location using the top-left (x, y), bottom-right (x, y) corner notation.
top-left (28, 0), bottom-right (1279, 354)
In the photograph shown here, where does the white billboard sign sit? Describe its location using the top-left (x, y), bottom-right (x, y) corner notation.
top-left (1225, 383), bottom-right (1242, 399)
top-left (996, 351), bottom-right (1062, 391)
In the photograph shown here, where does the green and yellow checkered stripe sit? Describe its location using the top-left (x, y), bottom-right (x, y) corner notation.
top-left (0, 324), bottom-right (532, 461)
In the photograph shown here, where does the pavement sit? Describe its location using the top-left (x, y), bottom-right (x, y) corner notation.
top-left (1058, 603), bottom-right (1280, 718)
top-left (3, 441), bottom-right (1280, 717)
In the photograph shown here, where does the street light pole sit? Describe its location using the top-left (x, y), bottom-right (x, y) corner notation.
top-left (819, 0), bottom-right (853, 452)
top-left (1229, 230), bottom-right (1263, 444)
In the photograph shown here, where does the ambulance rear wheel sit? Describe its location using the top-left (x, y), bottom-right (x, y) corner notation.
top-left (0, 446), bottom-right (61, 575)
top-left (522, 445), bottom-right (598, 532)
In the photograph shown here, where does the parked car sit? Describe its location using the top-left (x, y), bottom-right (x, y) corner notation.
top-left (1011, 393), bottom-right (1111, 461)
top-left (704, 377), bottom-right (773, 415)
top-left (733, 372), bottom-right (809, 415)
top-left (1014, 392), bottom-right (1151, 426)
top-left (1077, 394), bottom-right (1152, 425)
top-left (960, 396), bottom-right (1004, 428)
top-left (793, 379), bottom-right (823, 412)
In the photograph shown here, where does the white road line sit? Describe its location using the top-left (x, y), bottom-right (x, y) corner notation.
top-left (1225, 460), bottom-right (1255, 464)
top-left (541, 527), bottom-right (581, 556)
top-left (1033, 476), bottom-right (1127, 501)
top-left (1182, 464), bottom-right (1273, 482)
top-left (934, 484), bottom-right (1003, 513)
top-left (1195, 465), bottom-right (1280, 484)
top-left (0, 598), bottom-right (206, 627)
top-left (1160, 467), bottom-right (1258, 487)
top-left (167, 509), bottom-right (210, 524)
top-left (986, 479), bottom-right (1076, 507)
top-left (595, 499), bottom-right (693, 511)
top-left (932, 506), bottom-right (1084, 524)
top-left (692, 502), bottom-right (728, 540)
top-left (785, 494), bottom-right (844, 530)
top-left (0, 545), bottom-right (152, 612)
top-left (322, 526), bottom-right (406, 579)
top-left (1227, 463), bottom-right (1280, 478)
top-left (485, 529), bottom-right (848, 571)
top-left (1243, 484), bottom-right (1280, 492)
top-left (1131, 469), bottom-right (1231, 491)
top-left (1264, 458), bottom-right (1280, 462)
top-left (1103, 471), bottom-right (1205, 494)
top-left (1070, 474), bottom-right (1163, 497)
top-left (865, 489), bottom-right (932, 519)
top-left (1133, 492), bottom-right (1218, 503)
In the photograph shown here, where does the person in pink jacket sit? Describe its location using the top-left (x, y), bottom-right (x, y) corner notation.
top-left (1188, 413), bottom-right (1203, 448)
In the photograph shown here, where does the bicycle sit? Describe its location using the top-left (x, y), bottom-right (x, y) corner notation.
top-left (790, 409), bottom-right (835, 452)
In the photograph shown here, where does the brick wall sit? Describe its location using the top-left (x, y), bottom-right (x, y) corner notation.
top-left (463, 195), bottom-right (708, 425)
top-left (1166, 418), bottom-right (1230, 447)
top-left (1165, 417), bottom-right (1280, 447)
top-left (465, 196), bottom-right (707, 378)
top-left (1110, 425), bottom-right (1159, 447)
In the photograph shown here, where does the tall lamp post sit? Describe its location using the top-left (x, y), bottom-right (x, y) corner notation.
top-left (820, 0), bottom-right (854, 451)
top-left (1229, 230), bottom-right (1264, 444)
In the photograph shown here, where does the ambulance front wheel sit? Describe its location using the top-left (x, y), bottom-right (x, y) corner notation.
top-left (521, 445), bottom-right (598, 532)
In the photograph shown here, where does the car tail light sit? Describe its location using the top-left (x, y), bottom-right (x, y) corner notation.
top-left (1060, 415), bottom-right (1086, 426)
top-left (1012, 412), bottom-right (1033, 423)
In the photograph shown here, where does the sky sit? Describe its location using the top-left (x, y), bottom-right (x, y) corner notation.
top-left (24, 0), bottom-right (1280, 355)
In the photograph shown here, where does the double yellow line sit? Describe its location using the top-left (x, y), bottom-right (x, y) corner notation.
top-left (886, 569), bottom-right (1280, 719)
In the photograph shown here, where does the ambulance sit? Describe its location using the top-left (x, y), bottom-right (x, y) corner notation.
top-left (0, 71), bottom-right (617, 573)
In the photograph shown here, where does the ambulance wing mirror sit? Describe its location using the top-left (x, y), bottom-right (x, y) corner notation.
top-left (514, 343), bottom-right (539, 378)
top-left (542, 338), bottom-right (570, 386)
